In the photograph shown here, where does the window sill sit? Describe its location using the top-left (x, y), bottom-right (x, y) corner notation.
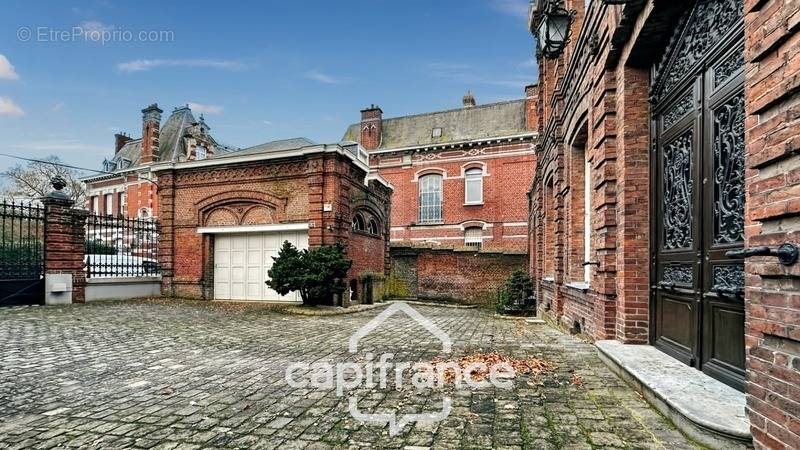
top-left (542, 277), bottom-right (555, 284)
top-left (565, 281), bottom-right (590, 292)
top-left (464, 202), bottom-right (484, 206)
top-left (415, 221), bottom-right (444, 226)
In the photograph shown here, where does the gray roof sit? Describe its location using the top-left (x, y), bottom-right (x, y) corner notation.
top-left (108, 106), bottom-right (236, 171)
top-left (218, 137), bottom-right (317, 158)
top-left (342, 99), bottom-right (528, 150)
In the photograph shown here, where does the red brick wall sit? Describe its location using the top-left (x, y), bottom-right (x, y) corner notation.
top-left (157, 152), bottom-right (391, 300)
top-left (743, 0), bottom-right (800, 448)
top-left (374, 142), bottom-right (534, 252)
top-left (85, 176), bottom-right (157, 219)
top-left (529, 1), bottom-right (657, 342)
top-left (390, 246), bottom-right (528, 306)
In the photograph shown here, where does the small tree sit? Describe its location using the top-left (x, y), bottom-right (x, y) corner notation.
top-left (267, 241), bottom-right (352, 306)
top-left (496, 270), bottom-right (534, 314)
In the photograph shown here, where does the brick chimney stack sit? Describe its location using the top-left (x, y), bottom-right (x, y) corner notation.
top-left (462, 90), bottom-right (476, 107)
top-left (114, 133), bottom-right (132, 154)
top-left (524, 84), bottom-right (539, 131)
top-left (140, 104), bottom-right (163, 164)
top-left (360, 104), bottom-right (383, 151)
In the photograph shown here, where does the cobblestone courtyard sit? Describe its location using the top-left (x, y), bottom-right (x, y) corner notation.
top-left (0, 301), bottom-right (701, 450)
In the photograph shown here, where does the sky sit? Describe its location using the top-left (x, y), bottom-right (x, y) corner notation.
top-left (0, 0), bottom-right (538, 176)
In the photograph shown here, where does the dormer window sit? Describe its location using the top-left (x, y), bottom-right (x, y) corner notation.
top-left (195, 145), bottom-right (207, 161)
top-left (102, 159), bottom-right (117, 172)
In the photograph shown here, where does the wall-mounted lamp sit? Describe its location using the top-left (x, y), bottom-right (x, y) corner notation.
top-left (529, 0), bottom-right (575, 60)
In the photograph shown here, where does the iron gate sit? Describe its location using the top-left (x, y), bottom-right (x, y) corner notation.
top-left (0, 201), bottom-right (45, 306)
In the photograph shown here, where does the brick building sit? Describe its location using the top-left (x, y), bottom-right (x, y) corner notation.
top-left (153, 141), bottom-right (392, 304)
top-left (82, 104), bottom-right (237, 219)
top-left (527, 0), bottom-right (800, 448)
top-left (342, 91), bottom-right (538, 304)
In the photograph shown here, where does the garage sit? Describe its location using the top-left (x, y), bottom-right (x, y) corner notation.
top-left (213, 229), bottom-right (308, 302)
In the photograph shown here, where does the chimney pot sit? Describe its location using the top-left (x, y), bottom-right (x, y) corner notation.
top-left (114, 133), bottom-right (132, 154)
top-left (462, 90), bottom-right (476, 107)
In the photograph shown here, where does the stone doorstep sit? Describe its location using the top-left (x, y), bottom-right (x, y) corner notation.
top-left (595, 340), bottom-right (753, 450)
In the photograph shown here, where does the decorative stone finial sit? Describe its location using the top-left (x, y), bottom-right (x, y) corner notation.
top-left (51, 175), bottom-right (67, 191)
top-left (44, 175), bottom-right (72, 202)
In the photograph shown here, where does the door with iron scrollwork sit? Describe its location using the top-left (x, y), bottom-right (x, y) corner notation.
top-left (650, 0), bottom-right (745, 391)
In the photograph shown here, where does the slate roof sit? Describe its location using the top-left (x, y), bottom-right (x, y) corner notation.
top-left (217, 137), bottom-right (317, 158)
top-left (342, 99), bottom-right (529, 150)
top-left (106, 105), bottom-right (236, 172)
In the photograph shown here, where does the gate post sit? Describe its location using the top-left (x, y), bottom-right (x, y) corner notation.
top-left (42, 176), bottom-right (88, 304)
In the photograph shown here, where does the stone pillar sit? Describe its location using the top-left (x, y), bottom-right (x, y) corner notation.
top-left (42, 177), bottom-right (88, 304)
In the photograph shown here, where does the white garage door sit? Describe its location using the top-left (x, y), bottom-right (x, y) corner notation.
top-left (213, 231), bottom-right (308, 301)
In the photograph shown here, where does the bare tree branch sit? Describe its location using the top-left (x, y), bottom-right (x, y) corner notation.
top-left (1, 155), bottom-right (86, 204)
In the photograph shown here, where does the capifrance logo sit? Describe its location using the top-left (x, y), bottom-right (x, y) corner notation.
top-left (284, 302), bottom-right (516, 435)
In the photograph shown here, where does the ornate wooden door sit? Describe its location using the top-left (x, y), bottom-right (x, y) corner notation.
top-left (650, 0), bottom-right (745, 390)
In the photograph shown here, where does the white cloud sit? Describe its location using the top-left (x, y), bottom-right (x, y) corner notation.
top-left (262, 120), bottom-right (273, 126)
top-left (489, 0), bottom-right (529, 19)
top-left (78, 20), bottom-right (114, 42)
top-left (0, 54), bottom-right (20, 81)
top-left (51, 102), bottom-right (65, 112)
top-left (520, 57), bottom-right (537, 68)
top-left (187, 102), bottom-right (223, 115)
top-left (304, 69), bottom-right (344, 84)
top-left (0, 97), bottom-right (24, 116)
top-left (117, 59), bottom-right (245, 73)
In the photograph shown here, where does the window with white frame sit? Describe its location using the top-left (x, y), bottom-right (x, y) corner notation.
top-left (464, 227), bottom-right (483, 249)
top-left (105, 194), bottom-right (113, 216)
top-left (119, 192), bottom-right (127, 217)
top-left (92, 196), bottom-right (99, 213)
top-left (195, 145), bottom-right (207, 160)
top-left (368, 218), bottom-right (379, 235)
top-left (418, 174), bottom-right (443, 223)
top-left (352, 213), bottom-right (366, 232)
top-left (464, 167), bottom-right (483, 204)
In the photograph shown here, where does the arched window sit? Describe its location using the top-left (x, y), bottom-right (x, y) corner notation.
top-left (368, 218), bottom-right (379, 235)
top-left (352, 213), bottom-right (366, 232)
top-left (464, 167), bottom-right (483, 204)
top-left (418, 174), bottom-right (443, 223)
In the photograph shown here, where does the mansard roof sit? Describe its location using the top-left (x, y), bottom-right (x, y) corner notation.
top-left (342, 99), bottom-right (529, 150)
top-left (102, 106), bottom-right (237, 173)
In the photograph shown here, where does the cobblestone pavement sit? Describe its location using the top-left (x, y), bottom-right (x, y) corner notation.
top-left (0, 300), bottom-right (702, 450)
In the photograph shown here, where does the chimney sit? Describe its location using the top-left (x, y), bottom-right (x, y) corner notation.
top-left (524, 84), bottom-right (539, 131)
top-left (462, 90), bottom-right (476, 108)
top-left (114, 133), bottom-right (132, 154)
top-left (360, 104), bottom-right (383, 151)
top-left (140, 103), bottom-right (163, 164)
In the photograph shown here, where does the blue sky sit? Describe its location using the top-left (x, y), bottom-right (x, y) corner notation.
top-left (0, 0), bottom-right (537, 174)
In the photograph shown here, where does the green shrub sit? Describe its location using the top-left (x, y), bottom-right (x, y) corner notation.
top-left (496, 269), bottom-right (534, 314)
top-left (267, 241), bottom-right (352, 306)
top-left (85, 239), bottom-right (117, 255)
top-left (0, 241), bottom-right (43, 277)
